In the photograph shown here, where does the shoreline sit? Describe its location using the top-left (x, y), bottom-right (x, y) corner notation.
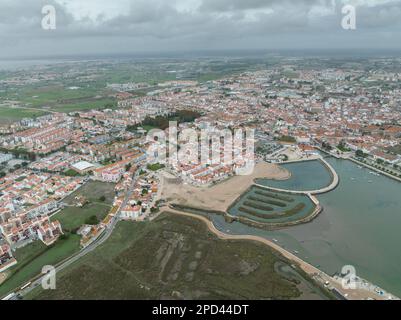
top-left (165, 208), bottom-right (398, 300)
top-left (318, 148), bottom-right (401, 183)
top-left (348, 157), bottom-right (401, 183)
top-left (254, 156), bottom-right (339, 195)
top-left (161, 157), bottom-right (398, 300)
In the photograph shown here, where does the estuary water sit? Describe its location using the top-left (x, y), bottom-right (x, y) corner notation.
top-left (255, 159), bottom-right (333, 191)
top-left (208, 157), bottom-right (401, 297)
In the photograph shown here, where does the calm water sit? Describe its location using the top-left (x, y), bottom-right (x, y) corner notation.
top-left (207, 157), bottom-right (401, 297)
top-left (255, 160), bottom-right (332, 191)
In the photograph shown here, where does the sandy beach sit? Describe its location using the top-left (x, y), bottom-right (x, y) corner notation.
top-left (161, 162), bottom-right (290, 212)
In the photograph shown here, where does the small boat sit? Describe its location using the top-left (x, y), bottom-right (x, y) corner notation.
top-left (294, 250), bottom-right (299, 254)
top-left (351, 177), bottom-right (355, 181)
top-left (272, 238), bottom-right (278, 243)
top-left (368, 180), bottom-right (373, 183)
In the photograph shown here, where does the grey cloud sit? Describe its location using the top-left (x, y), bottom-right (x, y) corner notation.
top-left (0, 0), bottom-right (401, 58)
top-left (198, 0), bottom-right (333, 13)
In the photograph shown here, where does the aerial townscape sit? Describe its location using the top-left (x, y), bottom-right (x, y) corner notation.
top-left (1, 0), bottom-right (401, 305)
top-left (0, 54), bottom-right (401, 301)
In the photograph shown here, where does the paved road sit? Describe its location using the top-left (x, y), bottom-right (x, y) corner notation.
top-left (7, 167), bottom-right (143, 299)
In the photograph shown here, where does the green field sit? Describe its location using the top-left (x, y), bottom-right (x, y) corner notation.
top-left (27, 213), bottom-right (330, 300)
top-left (51, 98), bottom-right (116, 113)
top-left (63, 181), bottom-right (116, 204)
top-left (0, 107), bottom-right (48, 123)
top-left (51, 203), bottom-right (110, 231)
top-left (1, 83), bottom-right (116, 117)
top-left (0, 235), bottom-right (80, 297)
top-left (52, 181), bottom-right (115, 231)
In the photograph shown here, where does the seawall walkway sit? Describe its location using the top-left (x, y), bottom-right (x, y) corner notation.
top-left (254, 157), bottom-right (339, 195)
top-left (348, 157), bottom-right (401, 183)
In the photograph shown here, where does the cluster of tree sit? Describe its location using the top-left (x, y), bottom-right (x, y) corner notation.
top-left (146, 163), bottom-right (165, 171)
top-left (355, 150), bottom-right (368, 158)
top-left (64, 169), bottom-right (80, 177)
top-left (127, 109), bottom-right (202, 132)
top-left (322, 142), bottom-right (333, 151)
top-left (278, 135), bottom-right (296, 143)
top-left (85, 215), bottom-right (99, 225)
top-left (0, 147), bottom-right (36, 161)
top-left (337, 141), bottom-right (351, 152)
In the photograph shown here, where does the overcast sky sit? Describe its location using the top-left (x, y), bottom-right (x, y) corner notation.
top-left (1, 0), bottom-right (401, 59)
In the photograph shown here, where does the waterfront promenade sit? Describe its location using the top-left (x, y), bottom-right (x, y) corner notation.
top-left (348, 157), bottom-right (401, 183)
top-left (318, 147), bottom-right (401, 183)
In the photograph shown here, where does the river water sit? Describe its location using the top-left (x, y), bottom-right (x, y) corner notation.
top-left (207, 157), bottom-right (401, 297)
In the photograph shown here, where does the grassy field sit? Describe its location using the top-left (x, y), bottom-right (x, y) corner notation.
top-left (0, 107), bottom-right (48, 123)
top-left (50, 98), bottom-right (116, 113)
top-left (1, 83), bottom-right (116, 117)
top-left (27, 213), bottom-right (329, 300)
top-left (0, 235), bottom-right (80, 297)
top-left (52, 181), bottom-right (115, 231)
top-left (51, 204), bottom-right (110, 231)
top-left (63, 181), bottom-right (116, 204)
